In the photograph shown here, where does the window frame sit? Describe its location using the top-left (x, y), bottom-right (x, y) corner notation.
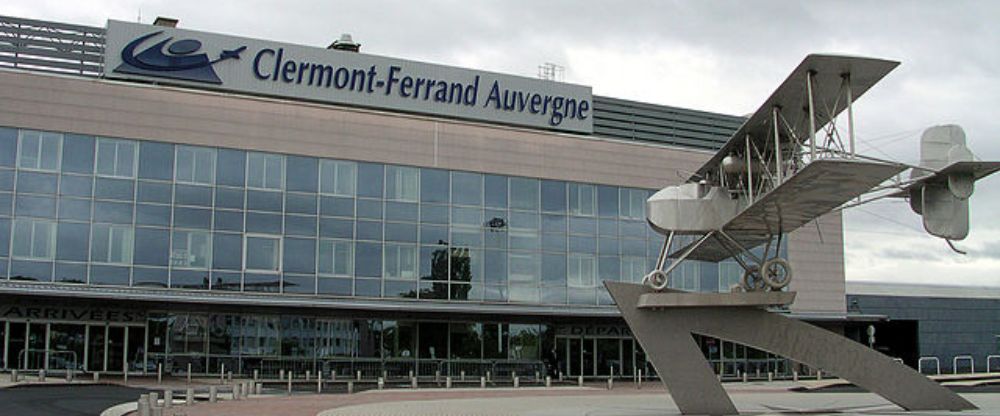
top-left (243, 234), bottom-right (283, 273)
top-left (94, 137), bottom-right (138, 178)
top-left (383, 243), bottom-right (418, 279)
top-left (567, 253), bottom-right (596, 288)
top-left (175, 145), bottom-right (217, 185)
top-left (17, 130), bottom-right (62, 172)
top-left (90, 223), bottom-right (134, 265)
top-left (11, 218), bottom-right (57, 260)
top-left (385, 165), bottom-right (419, 202)
top-left (318, 238), bottom-right (354, 277)
top-left (246, 152), bottom-right (285, 190)
top-left (170, 229), bottom-right (213, 269)
top-left (319, 159), bottom-right (357, 197)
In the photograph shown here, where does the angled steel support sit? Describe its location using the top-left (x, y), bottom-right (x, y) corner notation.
top-left (606, 282), bottom-right (977, 415)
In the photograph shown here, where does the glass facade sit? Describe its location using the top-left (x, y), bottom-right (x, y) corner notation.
top-left (0, 126), bottom-right (750, 303)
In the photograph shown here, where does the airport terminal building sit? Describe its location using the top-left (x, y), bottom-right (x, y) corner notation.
top-left (0, 15), bottom-right (850, 379)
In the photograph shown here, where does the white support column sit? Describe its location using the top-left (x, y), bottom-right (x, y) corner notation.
top-left (844, 73), bottom-right (856, 157)
top-left (806, 70), bottom-right (817, 162)
top-left (772, 107), bottom-right (783, 184)
top-left (745, 135), bottom-right (754, 203)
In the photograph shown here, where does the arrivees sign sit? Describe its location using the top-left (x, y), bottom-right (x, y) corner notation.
top-left (104, 20), bottom-right (594, 133)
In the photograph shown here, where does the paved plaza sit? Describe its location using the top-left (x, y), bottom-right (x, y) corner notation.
top-left (169, 383), bottom-right (1000, 416)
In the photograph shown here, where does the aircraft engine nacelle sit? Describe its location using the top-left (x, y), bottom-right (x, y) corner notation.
top-left (908, 125), bottom-right (978, 240)
top-left (647, 182), bottom-right (740, 235)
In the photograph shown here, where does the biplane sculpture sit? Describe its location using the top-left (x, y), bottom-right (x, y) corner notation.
top-left (642, 54), bottom-right (1000, 292)
top-left (606, 54), bottom-right (993, 415)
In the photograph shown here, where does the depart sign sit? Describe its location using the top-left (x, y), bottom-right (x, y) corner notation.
top-left (103, 20), bottom-right (594, 134)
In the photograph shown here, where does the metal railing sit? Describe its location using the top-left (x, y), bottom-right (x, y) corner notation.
top-left (918, 356), bottom-right (940, 375)
top-left (16, 349), bottom-right (78, 372)
top-left (0, 14), bottom-right (105, 76)
top-left (987, 355), bottom-right (1000, 373)
top-left (953, 355), bottom-right (974, 374)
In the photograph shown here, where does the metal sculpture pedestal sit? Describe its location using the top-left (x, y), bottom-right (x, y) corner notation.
top-left (605, 282), bottom-right (976, 415)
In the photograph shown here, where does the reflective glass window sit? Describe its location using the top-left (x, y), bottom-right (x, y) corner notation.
top-left (18, 130), bottom-right (61, 171)
top-left (450, 247), bottom-right (481, 282)
top-left (484, 174), bottom-right (507, 208)
top-left (213, 210), bottom-right (243, 232)
top-left (245, 235), bottom-right (281, 272)
top-left (569, 235), bottom-right (597, 253)
top-left (317, 277), bottom-right (352, 295)
top-left (138, 141), bottom-right (173, 180)
top-left (16, 195), bottom-right (56, 218)
top-left (451, 226), bottom-right (482, 247)
top-left (212, 233), bottom-right (242, 270)
top-left (620, 188), bottom-right (647, 219)
top-left (356, 220), bottom-right (382, 241)
top-left (173, 207), bottom-right (211, 229)
top-left (451, 172), bottom-right (482, 206)
top-left (541, 180), bottom-right (566, 213)
top-left (90, 265), bottom-right (130, 286)
top-left (541, 214), bottom-right (567, 233)
top-left (175, 146), bottom-right (216, 184)
top-left (320, 196), bottom-right (354, 217)
top-left (420, 168), bottom-right (449, 204)
top-left (385, 201), bottom-right (418, 222)
top-left (283, 274), bottom-right (316, 294)
top-left (244, 273), bottom-right (280, 292)
top-left (136, 180), bottom-right (170, 203)
top-left (508, 252), bottom-right (539, 283)
top-left (134, 267), bottom-right (169, 288)
top-left (134, 228), bottom-right (170, 267)
top-left (420, 204), bottom-right (448, 224)
top-left (569, 217), bottom-right (597, 235)
top-left (319, 160), bottom-right (356, 196)
top-left (93, 201), bottom-right (133, 224)
top-left (568, 253), bottom-right (596, 288)
top-left (247, 189), bottom-right (283, 212)
top-left (0, 127), bottom-right (17, 167)
top-left (0, 170), bottom-right (12, 191)
top-left (419, 224), bottom-right (448, 245)
top-left (95, 177), bottom-right (134, 201)
top-left (282, 237), bottom-right (316, 274)
top-left (216, 148), bottom-right (246, 187)
top-left (54, 132), bottom-right (91, 173)
top-left (285, 215), bottom-right (317, 237)
top-left (210, 271), bottom-right (241, 291)
top-left (215, 187), bottom-right (245, 210)
top-left (384, 243), bottom-right (418, 279)
top-left (58, 198), bottom-right (91, 221)
top-left (354, 241), bottom-right (382, 278)
top-left (171, 230), bottom-right (212, 269)
top-left (597, 185), bottom-right (619, 217)
top-left (55, 222), bottom-right (89, 262)
top-left (318, 239), bottom-right (353, 276)
top-left (569, 183), bottom-right (596, 216)
top-left (136, 204), bottom-right (171, 227)
top-left (598, 256), bottom-right (620, 283)
top-left (171, 269), bottom-right (209, 290)
top-left (386, 165), bottom-right (419, 202)
top-left (246, 212), bottom-right (282, 234)
top-left (419, 245), bottom-right (449, 281)
top-left (10, 260), bottom-right (51, 281)
top-left (542, 253), bottom-right (566, 285)
top-left (0, 192), bottom-right (9, 216)
top-left (621, 256), bottom-right (646, 284)
top-left (286, 193), bottom-right (317, 215)
top-left (285, 155), bottom-right (318, 193)
top-left (509, 324), bottom-right (540, 359)
top-left (247, 152), bottom-right (284, 190)
top-left (90, 224), bottom-right (133, 264)
top-left (356, 162), bottom-right (383, 198)
top-left (484, 249), bottom-right (507, 284)
top-left (60, 174), bottom-right (93, 198)
top-left (55, 262), bottom-right (88, 284)
top-left (449, 323), bottom-right (482, 359)
top-left (355, 278), bottom-right (381, 297)
top-left (319, 217), bottom-right (353, 239)
top-left (385, 222), bottom-right (417, 242)
top-left (509, 177), bottom-right (539, 211)
top-left (95, 138), bottom-right (137, 178)
top-left (356, 199), bottom-right (383, 220)
top-left (17, 172), bottom-right (57, 194)
top-left (542, 233), bottom-right (566, 252)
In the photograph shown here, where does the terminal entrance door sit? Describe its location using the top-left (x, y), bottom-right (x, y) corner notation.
top-left (559, 336), bottom-right (636, 378)
top-left (85, 324), bottom-right (146, 373)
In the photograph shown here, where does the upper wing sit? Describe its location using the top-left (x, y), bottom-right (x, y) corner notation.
top-left (895, 161), bottom-right (1000, 197)
top-left (670, 159), bottom-right (905, 261)
top-left (691, 54), bottom-right (899, 181)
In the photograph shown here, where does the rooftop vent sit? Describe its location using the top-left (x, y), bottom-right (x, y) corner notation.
top-left (328, 33), bottom-right (360, 52)
top-left (153, 16), bottom-right (179, 27)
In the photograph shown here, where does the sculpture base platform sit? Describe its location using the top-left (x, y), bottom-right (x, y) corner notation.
top-left (605, 281), bottom-right (976, 415)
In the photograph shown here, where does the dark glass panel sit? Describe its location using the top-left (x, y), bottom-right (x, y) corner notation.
top-left (385, 222), bottom-right (417, 242)
top-left (542, 233), bottom-right (566, 252)
top-left (483, 323), bottom-right (508, 359)
top-left (384, 280), bottom-right (417, 299)
top-left (284, 215), bottom-right (317, 237)
top-left (569, 216), bottom-right (597, 235)
top-left (174, 184), bottom-right (213, 206)
top-left (509, 177), bottom-right (539, 211)
top-left (90, 265), bottom-right (130, 286)
top-left (247, 190), bottom-right (283, 212)
top-left (0, 217), bottom-right (9, 255)
top-left (136, 181), bottom-right (171, 203)
top-left (94, 177), bottom-right (134, 201)
top-left (55, 222), bottom-right (89, 261)
top-left (621, 239), bottom-right (646, 256)
top-left (484, 250), bottom-right (507, 284)
top-left (317, 277), bottom-right (352, 296)
top-left (419, 245), bottom-right (449, 281)
top-left (213, 210), bottom-right (243, 232)
top-left (214, 187), bottom-right (245, 209)
top-left (319, 217), bottom-right (353, 239)
top-left (138, 141), bottom-right (174, 180)
top-left (285, 156), bottom-right (318, 193)
top-left (173, 207), bottom-right (211, 229)
top-left (484, 174), bottom-right (507, 209)
top-left (598, 256), bottom-right (620, 283)
top-left (134, 227), bottom-right (170, 266)
top-left (15, 195), bottom-right (56, 218)
top-left (0, 169), bottom-right (12, 191)
top-left (58, 198), bottom-right (92, 221)
top-left (484, 229), bottom-right (507, 250)
top-left (542, 253), bottom-right (566, 286)
top-left (598, 238), bottom-right (620, 256)
top-left (320, 196), bottom-right (354, 217)
top-left (282, 237), bottom-right (316, 273)
top-left (282, 274), bottom-right (316, 294)
top-left (356, 220), bottom-right (382, 241)
top-left (216, 149), bottom-right (246, 187)
top-left (356, 162), bottom-right (384, 198)
top-left (597, 185), bottom-right (619, 217)
top-left (54, 262), bottom-right (88, 284)
top-left (17, 172), bottom-right (58, 194)
top-left (451, 172), bottom-right (482, 206)
top-left (541, 180), bottom-right (567, 213)
top-left (61, 134), bottom-right (94, 174)
top-left (171, 269), bottom-right (210, 290)
top-left (385, 201), bottom-right (418, 222)
top-left (420, 168), bottom-right (449, 203)
top-left (9, 260), bottom-right (51, 281)
top-left (569, 236), bottom-right (597, 253)
top-left (541, 214), bottom-right (567, 234)
top-left (419, 224), bottom-right (448, 245)
top-left (0, 193), bottom-right (9, 216)
top-left (243, 273), bottom-right (281, 293)
top-left (212, 233), bottom-right (242, 270)
top-left (449, 323), bottom-right (482, 359)
top-left (419, 204), bottom-right (448, 224)
top-left (93, 201), bottom-right (133, 224)
top-left (418, 322), bottom-right (448, 359)
top-left (0, 127), bottom-right (16, 167)
top-left (133, 267), bottom-right (169, 288)
top-left (356, 199), bottom-right (383, 220)
top-left (354, 278), bottom-right (381, 297)
top-left (210, 271), bottom-right (242, 291)
top-left (286, 193), bottom-right (317, 215)
top-left (245, 212), bottom-right (282, 234)
top-left (354, 242), bottom-right (382, 278)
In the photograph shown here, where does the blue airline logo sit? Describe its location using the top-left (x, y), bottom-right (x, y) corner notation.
top-left (114, 31), bottom-right (246, 84)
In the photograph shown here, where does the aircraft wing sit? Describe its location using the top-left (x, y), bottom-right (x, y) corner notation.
top-left (691, 54), bottom-right (899, 181)
top-left (894, 161), bottom-right (1000, 196)
top-left (670, 159), bottom-right (905, 261)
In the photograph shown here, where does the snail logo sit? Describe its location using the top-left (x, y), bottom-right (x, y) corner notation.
top-left (114, 31), bottom-right (247, 85)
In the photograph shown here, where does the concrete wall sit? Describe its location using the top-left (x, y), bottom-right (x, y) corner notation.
top-left (0, 69), bottom-right (846, 314)
top-left (848, 294), bottom-right (1000, 372)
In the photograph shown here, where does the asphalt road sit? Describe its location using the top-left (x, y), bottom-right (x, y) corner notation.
top-left (0, 384), bottom-right (149, 416)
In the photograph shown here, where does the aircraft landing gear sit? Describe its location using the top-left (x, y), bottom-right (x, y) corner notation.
top-left (643, 269), bottom-right (670, 291)
top-left (761, 258), bottom-right (793, 290)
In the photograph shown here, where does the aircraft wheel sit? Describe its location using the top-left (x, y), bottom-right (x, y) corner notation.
top-left (644, 270), bottom-right (670, 291)
top-left (761, 258), bottom-right (793, 290)
top-left (741, 266), bottom-right (766, 292)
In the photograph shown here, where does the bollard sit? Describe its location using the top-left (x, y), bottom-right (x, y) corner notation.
top-left (446, 376), bottom-right (452, 389)
top-left (514, 376), bottom-right (520, 388)
top-left (227, 370), bottom-right (233, 383)
top-left (411, 376), bottom-right (418, 389)
top-left (558, 371), bottom-right (563, 382)
top-left (123, 367), bottom-right (128, 384)
top-left (157, 363), bottom-right (162, 384)
top-left (460, 370), bottom-right (465, 381)
top-left (254, 369), bottom-right (259, 381)
top-left (535, 371), bottom-right (540, 381)
top-left (93, 371), bottom-right (99, 382)
top-left (578, 375), bottom-right (584, 387)
top-left (164, 390), bottom-right (173, 408)
top-left (607, 377), bottom-right (613, 390)
top-left (512, 371), bottom-right (517, 380)
top-left (66, 369), bottom-right (74, 382)
top-left (742, 371), bottom-right (748, 383)
top-left (306, 370), bottom-right (310, 381)
top-left (756, 368), bottom-right (761, 379)
top-left (187, 363), bottom-right (192, 384)
top-left (382, 370), bottom-right (387, 380)
top-left (186, 388), bottom-right (194, 406)
top-left (545, 376), bottom-right (551, 387)
top-left (347, 381), bottom-right (354, 394)
top-left (480, 376), bottom-right (486, 389)
top-left (356, 370), bottom-right (361, 381)
top-left (255, 382), bottom-right (262, 395)
top-left (280, 369), bottom-right (285, 380)
top-left (148, 392), bottom-right (159, 410)
top-left (233, 383), bottom-right (241, 401)
top-left (378, 377), bottom-right (385, 390)
top-left (331, 370), bottom-right (337, 381)
top-left (209, 386), bottom-right (217, 403)
top-left (287, 371), bottom-right (293, 395)
top-left (817, 370), bottom-right (823, 380)
top-left (138, 394), bottom-right (150, 416)
top-left (220, 364), bottom-right (225, 384)
top-left (486, 371), bottom-right (491, 382)
top-left (435, 370), bottom-right (441, 383)
top-left (317, 377), bottom-right (322, 393)
top-left (638, 370), bottom-right (642, 389)
top-left (11, 369), bottom-right (17, 383)
top-left (408, 370), bottom-right (414, 379)
top-left (39, 369), bottom-right (46, 382)
top-left (768, 372), bottom-right (773, 382)
top-left (793, 370), bottom-right (799, 382)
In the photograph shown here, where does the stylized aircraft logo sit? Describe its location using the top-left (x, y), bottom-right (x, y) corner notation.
top-left (114, 31), bottom-right (247, 84)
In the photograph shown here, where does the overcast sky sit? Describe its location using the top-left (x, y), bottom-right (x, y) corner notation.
top-left (8, 1), bottom-right (1000, 286)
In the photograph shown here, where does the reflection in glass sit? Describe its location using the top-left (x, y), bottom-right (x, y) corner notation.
top-left (245, 236), bottom-right (280, 271)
